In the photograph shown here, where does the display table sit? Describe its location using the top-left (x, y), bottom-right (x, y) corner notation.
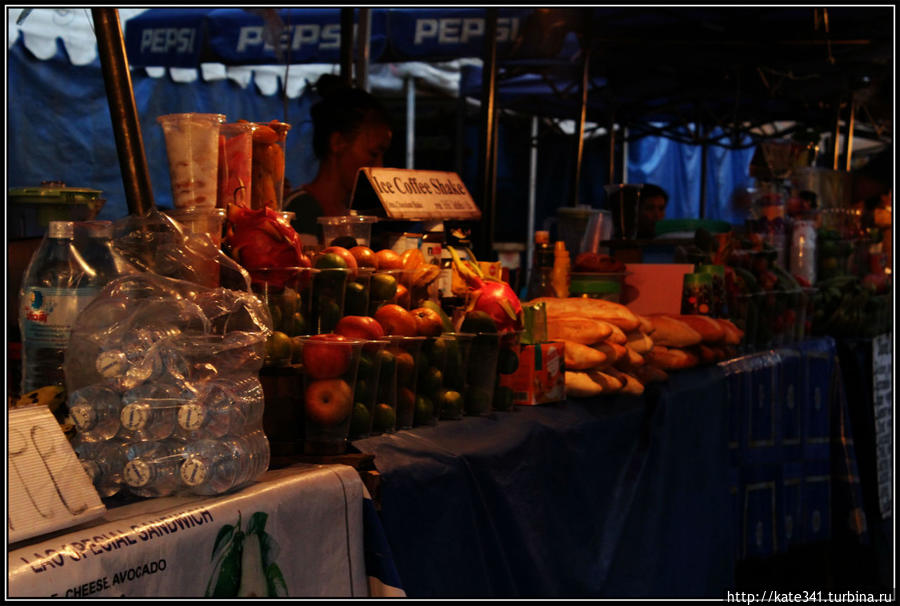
top-left (354, 337), bottom-right (866, 598)
top-left (8, 463), bottom-right (404, 598)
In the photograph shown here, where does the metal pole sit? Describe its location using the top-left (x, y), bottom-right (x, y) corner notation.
top-left (92, 8), bottom-right (155, 216)
top-left (477, 9), bottom-right (499, 259)
top-left (405, 77), bottom-right (416, 169)
top-left (574, 45), bottom-right (591, 206)
top-left (526, 115), bottom-right (539, 284)
top-left (355, 8), bottom-right (371, 92)
top-left (607, 111), bottom-right (616, 185)
top-left (832, 98), bottom-right (842, 170)
top-left (622, 127), bottom-right (629, 184)
top-left (340, 8), bottom-right (354, 86)
top-left (844, 96), bottom-right (856, 171)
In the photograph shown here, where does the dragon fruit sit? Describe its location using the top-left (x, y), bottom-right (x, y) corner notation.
top-left (447, 246), bottom-right (523, 334)
top-left (224, 205), bottom-right (310, 288)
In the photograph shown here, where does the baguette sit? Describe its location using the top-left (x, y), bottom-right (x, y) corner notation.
top-left (625, 330), bottom-right (654, 354)
top-left (646, 315), bottom-right (703, 348)
top-left (716, 318), bottom-right (745, 345)
top-left (533, 297), bottom-right (642, 332)
top-left (593, 341), bottom-right (627, 365)
top-left (561, 339), bottom-right (608, 370)
top-left (604, 322), bottom-right (628, 345)
top-left (636, 314), bottom-right (655, 335)
top-left (586, 369), bottom-right (624, 392)
top-left (644, 345), bottom-right (700, 370)
top-left (633, 364), bottom-right (669, 384)
top-left (547, 316), bottom-right (613, 345)
top-left (670, 314), bottom-right (725, 343)
top-left (618, 345), bottom-right (645, 369)
top-left (565, 371), bottom-right (605, 397)
top-left (604, 367), bottom-right (645, 396)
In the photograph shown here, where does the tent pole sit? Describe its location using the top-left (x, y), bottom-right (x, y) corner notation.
top-left (574, 45), bottom-right (591, 206)
top-left (406, 77), bottom-right (416, 169)
top-left (607, 110), bottom-right (616, 185)
top-left (832, 98), bottom-right (842, 170)
top-left (844, 96), bottom-right (856, 171)
top-left (91, 8), bottom-right (154, 217)
top-left (356, 8), bottom-right (371, 92)
top-left (526, 115), bottom-right (539, 284)
top-left (622, 127), bottom-right (629, 184)
top-left (340, 8), bottom-right (354, 86)
top-left (477, 8), bottom-right (499, 259)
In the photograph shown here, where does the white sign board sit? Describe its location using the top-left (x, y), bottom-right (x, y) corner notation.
top-left (8, 406), bottom-right (107, 544)
top-left (353, 167), bottom-right (482, 221)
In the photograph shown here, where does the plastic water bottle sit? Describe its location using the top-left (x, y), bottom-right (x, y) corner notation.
top-left (73, 437), bottom-right (128, 498)
top-left (123, 439), bottom-right (187, 498)
top-left (179, 437), bottom-right (244, 495)
top-left (242, 429), bottom-right (271, 484)
top-left (19, 221), bottom-right (100, 394)
top-left (119, 382), bottom-right (187, 441)
top-left (175, 375), bottom-right (264, 440)
top-left (69, 383), bottom-right (123, 442)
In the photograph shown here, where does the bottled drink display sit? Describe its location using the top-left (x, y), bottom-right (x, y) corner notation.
top-left (526, 230), bottom-right (557, 300)
top-left (73, 437), bottom-right (128, 498)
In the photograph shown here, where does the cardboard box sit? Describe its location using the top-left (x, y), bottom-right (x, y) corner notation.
top-left (622, 263), bottom-right (694, 315)
top-left (499, 341), bottom-right (566, 405)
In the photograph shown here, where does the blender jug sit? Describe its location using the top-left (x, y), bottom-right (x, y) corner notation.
top-left (554, 205), bottom-right (599, 255)
top-left (603, 184), bottom-right (644, 240)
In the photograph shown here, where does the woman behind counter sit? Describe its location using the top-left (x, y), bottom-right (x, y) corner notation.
top-left (285, 75), bottom-right (393, 243)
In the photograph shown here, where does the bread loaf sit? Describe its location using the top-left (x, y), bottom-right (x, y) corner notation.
top-left (633, 364), bottom-right (669, 384)
top-left (586, 369), bottom-right (624, 392)
top-left (644, 345), bottom-right (700, 370)
top-left (604, 367), bottom-right (645, 396)
top-left (533, 297), bottom-right (642, 332)
top-left (561, 339), bottom-right (608, 370)
top-left (646, 315), bottom-right (703, 348)
top-left (625, 330), bottom-right (654, 354)
top-left (671, 314), bottom-right (725, 343)
top-left (547, 316), bottom-right (613, 345)
top-left (716, 318), bottom-right (745, 345)
top-left (565, 371), bottom-right (605, 397)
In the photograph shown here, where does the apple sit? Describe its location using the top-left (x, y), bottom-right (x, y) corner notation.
top-left (349, 246), bottom-right (378, 269)
top-left (374, 304), bottom-right (418, 336)
top-left (304, 378), bottom-right (353, 426)
top-left (335, 315), bottom-right (385, 341)
top-left (302, 333), bottom-right (352, 379)
top-left (375, 249), bottom-right (404, 270)
top-left (411, 307), bottom-right (444, 337)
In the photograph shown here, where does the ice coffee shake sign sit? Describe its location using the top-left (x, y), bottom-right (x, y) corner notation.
top-left (357, 167), bottom-right (481, 220)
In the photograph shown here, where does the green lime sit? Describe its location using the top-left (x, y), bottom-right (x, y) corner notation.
top-left (465, 386), bottom-right (492, 415)
top-left (497, 347), bottom-right (519, 375)
top-left (289, 311), bottom-right (308, 336)
top-left (315, 252), bottom-right (349, 270)
top-left (349, 402), bottom-right (371, 437)
top-left (439, 389), bottom-right (463, 419)
top-left (413, 395), bottom-right (434, 426)
top-left (355, 378), bottom-right (373, 404)
top-left (317, 299), bottom-right (342, 333)
top-left (267, 303), bottom-right (283, 331)
top-left (493, 384), bottom-right (514, 411)
top-left (460, 310), bottom-right (497, 334)
top-left (421, 366), bottom-right (443, 400)
top-left (281, 287), bottom-right (301, 317)
top-left (370, 272), bottom-right (398, 301)
top-left (344, 281), bottom-right (369, 316)
top-left (265, 331), bottom-right (292, 366)
top-left (423, 337), bottom-right (448, 367)
top-left (377, 349), bottom-right (396, 378)
top-left (357, 352), bottom-right (376, 380)
top-left (372, 402), bottom-right (396, 432)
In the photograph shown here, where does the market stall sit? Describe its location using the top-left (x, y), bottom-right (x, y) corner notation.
top-left (7, 6), bottom-right (893, 600)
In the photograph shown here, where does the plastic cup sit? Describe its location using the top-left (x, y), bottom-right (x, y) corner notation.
top-left (386, 336), bottom-right (426, 430)
top-left (217, 122), bottom-right (256, 209)
top-left (157, 113), bottom-right (225, 209)
top-left (248, 267), bottom-right (318, 366)
top-left (298, 336), bottom-right (364, 455)
top-left (164, 207), bottom-right (226, 247)
top-left (343, 268), bottom-right (374, 318)
top-left (311, 268), bottom-right (349, 334)
top-left (318, 215), bottom-right (379, 248)
top-left (464, 332), bottom-right (501, 416)
top-left (251, 121), bottom-right (291, 211)
top-left (438, 333), bottom-right (474, 420)
top-left (414, 335), bottom-right (448, 426)
top-left (348, 339), bottom-right (389, 440)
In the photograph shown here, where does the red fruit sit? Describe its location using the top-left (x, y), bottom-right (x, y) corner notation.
top-left (302, 334), bottom-right (352, 379)
top-left (335, 316), bottom-right (385, 341)
top-left (374, 304), bottom-right (418, 336)
top-left (304, 378), bottom-right (353, 426)
top-left (411, 307), bottom-right (443, 337)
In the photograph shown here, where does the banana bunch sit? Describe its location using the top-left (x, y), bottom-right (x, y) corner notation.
top-left (400, 248), bottom-right (441, 289)
top-left (12, 385), bottom-right (75, 438)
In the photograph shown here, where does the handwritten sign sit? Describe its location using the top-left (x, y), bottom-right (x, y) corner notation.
top-left (871, 333), bottom-right (892, 519)
top-left (353, 167), bottom-right (481, 221)
top-left (8, 406), bottom-right (106, 544)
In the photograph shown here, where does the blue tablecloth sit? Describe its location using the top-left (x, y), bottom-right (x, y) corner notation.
top-left (353, 337), bottom-right (867, 598)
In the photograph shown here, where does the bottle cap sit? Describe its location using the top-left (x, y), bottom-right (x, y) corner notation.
top-left (554, 240), bottom-right (568, 253)
top-left (48, 220), bottom-right (75, 239)
top-left (535, 230), bottom-right (550, 245)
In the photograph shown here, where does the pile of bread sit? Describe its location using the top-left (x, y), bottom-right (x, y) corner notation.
top-left (530, 297), bottom-right (744, 397)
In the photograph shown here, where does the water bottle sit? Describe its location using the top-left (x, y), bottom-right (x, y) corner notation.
top-left (19, 221), bottom-right (99, 394)
top-left (175, 375), bottom-right (264, 440)
top-left (69, 383), bottom-right (123, 442)
top-left (243, 429), bottom-right (271, 484)
top-left (73, 437), bottom-right (128, 498)
top-left (119, 382), bottom-right (187, 441)
top-left (179, 437), bottom-right (245, 496)
top-left (122, 439), bottom-right (186, 498)
top-left (525, 231), bottom-right (557, 300)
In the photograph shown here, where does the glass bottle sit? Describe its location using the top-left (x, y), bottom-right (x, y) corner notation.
top-left (526, 231), bottom-right (556, 300)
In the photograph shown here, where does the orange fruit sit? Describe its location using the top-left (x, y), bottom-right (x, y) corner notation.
top-left (375, 249), bottom-right (404, 270)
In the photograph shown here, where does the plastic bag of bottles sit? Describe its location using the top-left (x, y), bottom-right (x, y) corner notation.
top-left (63, 209), bottom-right (274, 499)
